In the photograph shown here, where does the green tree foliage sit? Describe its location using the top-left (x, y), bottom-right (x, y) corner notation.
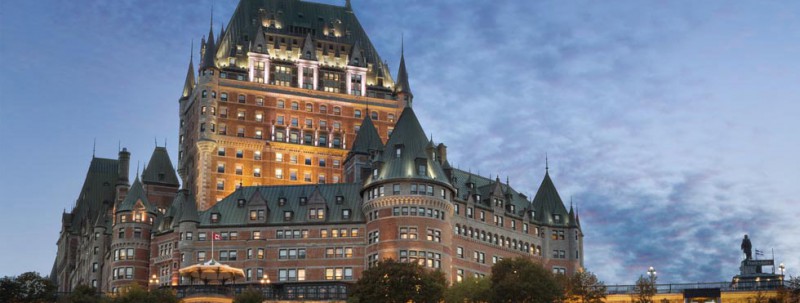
top-left (631, 275), bottom-right (657, 303)
top-left (490, 257), bottom-right (563, 303)
top-left (349, 259), bottom-right (447, 303)
top-left (444, 276), bottom-right (491, 303)
top-left (63, 284), bottom-right (106, 303)
top-left (563, 270), bottom-right (607, 303)
top-left (110, 283), bottom-right (178, 303)
top-left (233, 287), bottom-right (266, 303)
top-left (0, 272), bottom-right (56, 303)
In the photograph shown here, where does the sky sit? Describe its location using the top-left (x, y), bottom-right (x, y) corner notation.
top-left (0, 0), bottom-right (798, 284)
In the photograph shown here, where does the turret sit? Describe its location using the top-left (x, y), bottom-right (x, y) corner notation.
top-left (110, 177), bottom-right (158, 290)
top-left (200, 18), bottom-right (217, 71)
top-left (345, 115), bottom-right (382, 183)
top-left (394, 45), bottom-right (413, 107)
top-left (181, 48), bottom-right (196, 100)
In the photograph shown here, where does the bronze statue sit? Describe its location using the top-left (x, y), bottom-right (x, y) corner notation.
top-left (741, 234), bottom-right (752, 260)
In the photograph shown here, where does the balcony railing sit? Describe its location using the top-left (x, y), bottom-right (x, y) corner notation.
top-left (605, 280), bottom-right (790, 295)
top-left (169, 281), bottom-right (351, 300)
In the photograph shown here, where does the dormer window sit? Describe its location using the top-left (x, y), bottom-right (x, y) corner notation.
top-left (342, 209), bottom-right (351, 220)
top-left (396, 147), bottom-right (402, 158)
top-left (299, 197), bottom-right (307, 205)
top-left (284, 211), bottom-right (293, 221)
top-left (553, 214), bottom-right (562, 223)
top-left (467, 182), bottom-right (474, 189)
top-left (237, 199), bottom-right (246, 207)
top-left (373, 168), bottom-right (378, 178)
top-left (417, 163), bottom-right (426, 176)
top-left (134, 213), bottom-right (142, 222)
top-left (509, 205), bottom-right (516, 212)
top-left (474, 194), bottom-right (481, 201)
top-left (335, 196), bottom-right (344, 204)
top-left (279, 198), bottom-right (286, 206)
top-left (211, 213), bottom-right (220, 223)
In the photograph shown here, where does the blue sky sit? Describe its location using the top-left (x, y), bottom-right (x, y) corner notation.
top-left (1, 0), bottom-right (798, 284)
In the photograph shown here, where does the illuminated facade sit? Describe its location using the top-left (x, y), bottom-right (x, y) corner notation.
top-left (52, 0), bottom-right (583, 298)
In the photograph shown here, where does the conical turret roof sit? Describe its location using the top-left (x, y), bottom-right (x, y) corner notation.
top-left (348, 41), bottom-right (366, 67)
top-left (181, 52), bottom-right (195, 98)
top-left (178, 191), bottom-right (200, 224)
top-left (531, 171), bottom-right (569, 225)
top-left (349, 115), bottom-right (382, 156)
top-left (251, 25), bottom-right (268, 54)
top-left (364, 107), bottom-right (449, 187)
top-left (201, 23), bottom-right (217, 70)
top-left (395, 52), bottom-right (412, 97)
top-left (141, 147), bottom-right (180, 187)
top-left (116, 177), bottom-right (157, 214)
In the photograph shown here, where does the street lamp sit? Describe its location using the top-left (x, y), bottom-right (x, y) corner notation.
top-left (647, 266), bottom-right (657, 279)
top-left (260, 274), bottom-right (271, 285)
top-left (779, 263), bottom-right (785, 276)
top-left (149, 274), bottom-right (160, 288)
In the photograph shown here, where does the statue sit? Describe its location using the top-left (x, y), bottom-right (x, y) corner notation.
top-left (741, 234), bottom-right (752, 260)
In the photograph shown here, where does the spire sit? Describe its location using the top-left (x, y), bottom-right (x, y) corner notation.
top-left (545, 153), bottom-right (549, 174)
top-left (182, 42), bottom-right (196, 98)
top-left (300, 33), bottom-right (317, 60)
top-left (141, 146), bottom-right (180, 187)
top-left (395, 36), bottom-right (413, 106)
top-left (217, 22), bottom-right (225, 46)
top-left (201, 12), bottom-right (217, 70)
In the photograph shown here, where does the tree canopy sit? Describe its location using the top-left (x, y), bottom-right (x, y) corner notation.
top-left (631, 275), bottom-right (657, 303)
top-left (349, 259), bottom-right (447, 303)
top-left (0, 271), bottom-right (56, 303)
top-left (562, 270), bottom-right (607, 303)
top-left (233, 287), bottom-right (266, 303)
top-left (444, 276), bottom-right (491, 303)
top-left (490, 257), bottom-right (563, 303)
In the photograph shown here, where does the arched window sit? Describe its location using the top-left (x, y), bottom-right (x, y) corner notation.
top-left (320, 105), bottom-right (327, 114)
top-left (202, 90), bottom-right (208, 98)
top-left (291, 102), bottom-right (299, 110)
top-left (388, 114), bottom-right (395, 122)
top-left (333, 107), bottom-right (341, 115)
top-left (354, 109), bottom-right (361, 118)
top-left (305, 103), bottom-right (313, 112)
top-left (211, 91), bottom-right (217, 99)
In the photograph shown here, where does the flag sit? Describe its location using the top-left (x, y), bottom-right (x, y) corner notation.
top-left (755, 249), bottom-right (764, 256)
top-left (213, 232), bottom-right (221, 241)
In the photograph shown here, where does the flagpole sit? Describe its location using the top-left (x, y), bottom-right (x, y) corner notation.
top-left (211, 232), bottom-right (215, 261)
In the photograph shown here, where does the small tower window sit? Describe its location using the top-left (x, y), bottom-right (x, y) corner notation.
top-left (299, 197), bottom-right (307, 205)
top-left (237, 199), bottom-right (246, 207)
top-left (211, 213), bottom-right (220, 223)
top-left (279, 198), bottom-right (286, 206)
top-left (417, 164), bottom-right (426, 176)
top-left (396, 147), bottom-right (402, 158)
top-left (335, 196), bottom-right (344, 204)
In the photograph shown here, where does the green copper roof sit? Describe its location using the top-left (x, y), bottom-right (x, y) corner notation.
top-left (395, 52), bottom-right (412, 96)
top-left (531, 171), bottom-right (571, 226)
top-left (364, 107), bottom-right (449, 187)
top-left (300, 33), bottom-right (317, 60)
top-left (178, 190), bottom-right (201, 224)
top-left (349, 115), bottom-right (382, 156)
top-left (216, 0), bottom-right (394, 85)
top-left (66, 157), bottom-right (119, 231)
top-left (199, 183), bottom-right (362, 226)
top-left (141, 147), bottom-right (180, 187)
top-left (449, 169), bottom-right (531, 218)
top-left (202, 21), bottom-right (217, 69)
top-left (116, 177), bottom-right (157, 214)
top-left (181, 52), bottom-right (195, 98)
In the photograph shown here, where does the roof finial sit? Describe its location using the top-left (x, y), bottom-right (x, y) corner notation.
top-left (191, 39), bottom-right (194, 62)
top-left (92, 138), bottom-right (96, 158)
top-left (136, 161), bottom-right (140, 177)
top-left (401, 32), bottom-right (404, 56)
top-left (155, 137), bottom-right (158, 147)
top-left (164, 138), bottom-right (167, 149)
top-left (545, 153), bottom-right (549, 173)
top-left (118, 140), bottom-right (121, 152)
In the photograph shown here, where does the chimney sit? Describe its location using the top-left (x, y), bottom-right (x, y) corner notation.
top-left (437, 143), bottom-right (447, 165)
top-left (117, 148), bottom-right (131, 186)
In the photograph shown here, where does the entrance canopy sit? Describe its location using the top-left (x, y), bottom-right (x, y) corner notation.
top-left (178, 259), bottom-right (245, 284)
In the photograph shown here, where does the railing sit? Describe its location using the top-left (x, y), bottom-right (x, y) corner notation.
top-left (169, 281), bottom-right (351, 300)
top-left (605, 280), bottom-right (790, 295)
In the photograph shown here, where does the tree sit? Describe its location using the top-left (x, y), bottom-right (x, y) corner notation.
top-left (444, 276), bottom-right (491, 303)
top-left (563, 270), bottom-right (607, 303)
top-left (110, 283), bottom-right (177, 303)
top-left (233, 287), bottom-right (266, 303)
top-left (63, 284), bottom-right (107, 303)
top-left (490, 257), bottom-right (563, 303)
top-left (0, 272), bottom-right (56, 303)
top-left (631, 275), bottom-right (657, 303)
top-left (0, 276), bottom-right (21, 303)
top-left (349, 259), bottom-right (447, 303)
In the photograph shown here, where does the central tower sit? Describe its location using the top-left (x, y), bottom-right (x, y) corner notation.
top-left (178, 0), bottom-right (406, 209)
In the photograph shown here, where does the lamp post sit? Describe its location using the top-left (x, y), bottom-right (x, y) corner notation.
top-left (149, 274), bottom-right (160, 290)
top-left (779, 263), bottom-right (785, 277)
top-left (260, 274), bottom-right (271, 299)
top-left (647, 266), bottom-right (657, 280)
